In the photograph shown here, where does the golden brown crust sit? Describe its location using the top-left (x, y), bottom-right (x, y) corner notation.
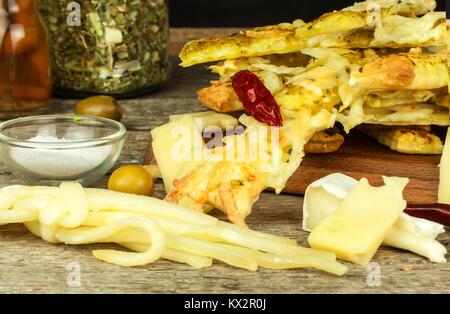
top-left (179, 24), bottom-right (301, 67)
top-left (353, 52), bottom-right (448, 90)
top-left (179, 1), bottom-right (442, 68)
top-left (296, 11), bottom-right (367, 39)
top-left (304, 130), bottom-right (345, 154)
top-left (197, 80), bottom-right (244, 113)
top-left (354, 54), bottom-right (416, 89)
top-left (359, 125), bottom-right (444, 155)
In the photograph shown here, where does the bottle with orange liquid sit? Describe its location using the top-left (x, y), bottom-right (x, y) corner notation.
top-left (0, 0), bottom-right (51, 119)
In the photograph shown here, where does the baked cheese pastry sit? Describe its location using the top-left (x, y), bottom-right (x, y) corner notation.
top-left (359, 125), bottom-right (444, 154)
top-left (160, 0), bottom-right (449, 225)
top-left (180, 0), bottom-right (445, 67)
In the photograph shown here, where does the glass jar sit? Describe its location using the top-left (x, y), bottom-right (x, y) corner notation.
top-left (0, 0), bottom-right (52, 119)
top-left (39, 0), bottom-right (170, 98)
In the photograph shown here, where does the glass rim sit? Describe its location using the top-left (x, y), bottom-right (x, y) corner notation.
top-left (0, 114), bottom-right (126, 149)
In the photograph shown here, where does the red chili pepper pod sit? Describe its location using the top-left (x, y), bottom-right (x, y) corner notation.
top-left (232, 70), bottom-right (283, 127)
top-left (405, 204), bottom-right (450, 227)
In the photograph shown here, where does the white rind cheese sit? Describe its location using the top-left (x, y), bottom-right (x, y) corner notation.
top-left (303, 173), bottom-right (357, 232)
top-left (304, 173), bottom-right (447, 263)
top-left (384, 213), bottom-right (447, 264)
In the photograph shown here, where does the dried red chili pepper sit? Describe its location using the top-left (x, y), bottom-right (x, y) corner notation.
top-left (232, 70), bottom-right (283, 127)
top-left (405, 204), bottom-right (450, 227)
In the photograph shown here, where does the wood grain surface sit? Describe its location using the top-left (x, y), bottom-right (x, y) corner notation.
top-left (288, 132), bottom-right (441, 204)
top-left (0, 29), bottom-right (448, 294)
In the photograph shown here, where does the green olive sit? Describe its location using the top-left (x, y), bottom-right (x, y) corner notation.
top-left (108, 165), bottom-right (154, 196)
top-left (75, 96), bottom-right (123, 121)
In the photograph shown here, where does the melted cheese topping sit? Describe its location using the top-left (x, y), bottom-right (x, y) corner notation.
top-left (344, 0), bottom-right (436, 16)
top-left (372, 12), bottom-right (446, 47)
top-left (365, 90), bottom-right (436, 108)
top-left (338, 102), bottom-right (450, 132)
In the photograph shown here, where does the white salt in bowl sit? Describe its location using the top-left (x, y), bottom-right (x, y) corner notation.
top-left (0, 115), bottom-right (126, 186)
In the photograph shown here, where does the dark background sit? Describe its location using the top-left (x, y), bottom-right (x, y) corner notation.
top-left (169, 0), bottom-right (447, 27)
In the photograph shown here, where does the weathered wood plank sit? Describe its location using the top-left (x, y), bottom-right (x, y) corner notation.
top-left (289, 132), bottom-right (441, 204)
top-left (0, 186), bottom-right (448, 293)
top-left (0, 29), bottom-right (448, 294)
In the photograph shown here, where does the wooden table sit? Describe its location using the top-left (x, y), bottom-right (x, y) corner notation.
top-left (0, 29), bottom-right (448, 294)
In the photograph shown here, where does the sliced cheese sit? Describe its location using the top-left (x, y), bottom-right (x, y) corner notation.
top-left (308, 176), bottom-right (408, 266)
top-left (151, 116), bottom-right (205, 192)
top-left (438, 128), bottom-right (450, 204)
top-left (304, 173), bottom-right (447, 263)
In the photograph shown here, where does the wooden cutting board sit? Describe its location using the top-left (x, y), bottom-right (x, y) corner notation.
top-left (146, 131), bottom-right (441, 204)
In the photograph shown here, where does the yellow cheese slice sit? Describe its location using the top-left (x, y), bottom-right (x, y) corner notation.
top-left (438, 127), bottom-right (450, 204)
top-left (151, 116), bottom-right (205, 192)
top-left (308, 176), bottom-right (408, 266)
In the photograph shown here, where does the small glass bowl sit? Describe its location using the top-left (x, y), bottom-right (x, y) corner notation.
top-left (0, 115), bottom-right (126, 186)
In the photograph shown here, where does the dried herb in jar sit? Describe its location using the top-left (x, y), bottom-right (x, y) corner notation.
top-left (38, 0), bottom-right (170, 96)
